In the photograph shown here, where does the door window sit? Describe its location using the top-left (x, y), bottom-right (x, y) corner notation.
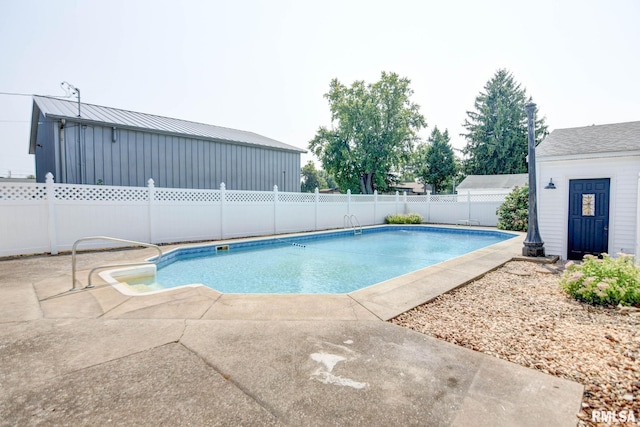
top-left (581, 194), bottom-right (595, 216)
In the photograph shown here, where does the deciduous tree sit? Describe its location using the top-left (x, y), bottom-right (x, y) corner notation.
top-left (309, 72), bottom-right (426, 194)
top-left (300, 161), bottom-right (326, 192)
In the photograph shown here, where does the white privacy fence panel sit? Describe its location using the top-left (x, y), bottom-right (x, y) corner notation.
top-left (0, 174), bottom-right (507, 257)
top-left (316, 203), bottom-right (348, 230)
top-left (223, 188), bottom-right (275, 238)
top-left (55, 202), bottom-right (149, 249)
top-left (152, 203), bottom-right (221, 244)
top-left (0, 181), bottom-right (50, 255)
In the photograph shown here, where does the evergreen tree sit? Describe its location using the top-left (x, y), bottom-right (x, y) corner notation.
top-left (461, 69), bottom-right (547, 175)
top-left (414, 127), bottom-right (457, 194)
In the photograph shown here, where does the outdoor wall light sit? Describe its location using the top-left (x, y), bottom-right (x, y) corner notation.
top-left (112, 127), bottom-right (118, 143)
top-left (544, 178), bottom-right (556, 189)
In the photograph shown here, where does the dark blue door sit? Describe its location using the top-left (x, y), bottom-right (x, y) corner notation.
top-left (567, 178), bottom-right (610, 260)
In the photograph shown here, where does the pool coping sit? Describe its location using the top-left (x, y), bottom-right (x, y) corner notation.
top-left (53, 225), bottom-right (528, 321)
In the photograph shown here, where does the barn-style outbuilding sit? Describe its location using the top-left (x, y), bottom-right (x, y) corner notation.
top-left (29, 96), bottom-right (305, 191)
top-left (536, 121), bottom-right (640, 260)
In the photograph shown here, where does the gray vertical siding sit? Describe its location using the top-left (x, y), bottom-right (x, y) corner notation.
top-left (34, 115), bottom-right (56, 182)
top-left (52, 122), bottom-right (301, 190)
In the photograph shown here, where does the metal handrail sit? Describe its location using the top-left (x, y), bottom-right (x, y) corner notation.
top-left (71, 236), bottom-right (163, 291)
top-left (343, 214), bottom-right (362, 235)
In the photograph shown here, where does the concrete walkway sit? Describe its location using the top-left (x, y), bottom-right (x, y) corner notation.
top-left (0, 230), bottom-right (583, 426)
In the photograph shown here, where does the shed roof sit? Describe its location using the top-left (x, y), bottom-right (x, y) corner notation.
top-left (456, 174), bottom-right (528, 190)
top-left (537, 121), bottom-right (640, 158)
top-left (29, 95), bottom-right (306, 154)
top-left (394, 182), bottom-right (431, 194)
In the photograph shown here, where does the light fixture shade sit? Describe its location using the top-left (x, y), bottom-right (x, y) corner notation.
top-left (544, 178), bottom-right (556, 189)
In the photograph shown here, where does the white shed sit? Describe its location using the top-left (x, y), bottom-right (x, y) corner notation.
top-left (536, 121), bottom-right (640, 260)
top-left (456, 174), bottom-right (528, 195)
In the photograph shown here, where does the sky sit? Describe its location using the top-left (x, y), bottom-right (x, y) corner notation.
top-left (1, 0), bottom-right (638, 178)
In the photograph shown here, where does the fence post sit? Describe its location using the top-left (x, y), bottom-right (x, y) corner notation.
top-left (220, 182), bottom-right (226, 239)
top-left (467, 190), bottom-right (471, 224)
top-left (426, 191), bottom-right (431, 223)
top-left (373, 190), bottom-right (378, 224)
top-left (636, 173), bottom-right (640, 264)
top-left (395, 191), bottom-right (400, 214)
top-left (347, 189), bottom-right (351, 215)
top-left (273, 185), bottom-right (278, 235)
top-left (403, 191), bottom-right (408, 214)
top-left (147, 178), bottom-right (155, 243)
top-left (314, 187), bottom-right (319, 231)
top-left (45, 173), bottom-right (58, 255)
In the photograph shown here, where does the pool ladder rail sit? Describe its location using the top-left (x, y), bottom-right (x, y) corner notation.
top-left (344, 214), bottom-right (362, 235)
top-left (71, 236), bottom-right (163, 291)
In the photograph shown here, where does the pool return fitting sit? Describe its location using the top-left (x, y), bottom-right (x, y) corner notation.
top-left (71, 236), bottom-right (163, 291)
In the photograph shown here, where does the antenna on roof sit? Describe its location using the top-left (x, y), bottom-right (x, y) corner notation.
top-left (60, 81), bottom-right (81, 117)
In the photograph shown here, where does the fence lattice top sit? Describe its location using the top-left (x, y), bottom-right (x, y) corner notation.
top-left (0, 179), bottom-right (507, 204)
top-left (0, 184), bottom-right (47, 201)
top-left (54, 184), bottom-right (148, 202)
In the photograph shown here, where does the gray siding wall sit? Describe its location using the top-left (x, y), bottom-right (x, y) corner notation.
top-left (34, 114), bottom-right (56, 182)
top-left (42, 120), bottom-right (301, 191)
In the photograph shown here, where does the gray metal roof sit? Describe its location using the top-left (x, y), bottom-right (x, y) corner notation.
top-left (30, 95), bottom-right (306, 153)
top-left (537, 121), bottom-right (640, 158)
top-left (456, 174), bottom-right (528, 190)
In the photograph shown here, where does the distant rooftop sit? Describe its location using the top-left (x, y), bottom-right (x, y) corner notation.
top-left (537, 121), bottom-right (640, 158)
top-left (30, 95), bottom-right (306, 154)
top-left (394, 182), bottom-right (431, 194)
top-left (456, 174), bottom-right (528, 190)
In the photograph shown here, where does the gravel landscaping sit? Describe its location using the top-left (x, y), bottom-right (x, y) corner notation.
top-left (391, 260), bottom-right (639, 426)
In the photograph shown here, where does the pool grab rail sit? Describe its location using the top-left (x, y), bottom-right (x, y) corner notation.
top-left (71, 236), bottom-right (163, 291)
top-left (344, 214), bottom-right (362, 235)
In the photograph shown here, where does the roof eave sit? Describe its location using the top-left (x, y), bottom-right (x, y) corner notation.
top-left (538, 150), bottom-right (640, 162)
top-left (28, 102), bottom-right (42, 154)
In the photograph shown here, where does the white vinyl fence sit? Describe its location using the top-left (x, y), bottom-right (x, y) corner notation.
top-left (0, 173), bottom-right (507, 257)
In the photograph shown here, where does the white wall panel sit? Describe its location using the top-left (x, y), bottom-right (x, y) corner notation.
top-left (538, 155), bottom-right (640, 258)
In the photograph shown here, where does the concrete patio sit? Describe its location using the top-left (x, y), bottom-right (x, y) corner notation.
top-left (0, 230), bottom-right (583, 426)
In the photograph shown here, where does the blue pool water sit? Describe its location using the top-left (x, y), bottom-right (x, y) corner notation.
top-left (132, 227), bottom-right (515, 294)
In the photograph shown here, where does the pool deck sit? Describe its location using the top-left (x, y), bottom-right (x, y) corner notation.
top-left (0, 227), bottom-right (583, 426)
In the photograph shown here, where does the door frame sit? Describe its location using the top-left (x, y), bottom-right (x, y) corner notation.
top-left (566, 177), bottom-right (611, 260)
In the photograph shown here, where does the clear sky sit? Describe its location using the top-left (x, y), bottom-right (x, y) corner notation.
top-left (1, 0), bottom-right (638, 178)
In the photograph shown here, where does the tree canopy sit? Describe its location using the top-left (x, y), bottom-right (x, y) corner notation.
top-left (461, 69), bottom-right (547, 175)
top-left (414, 127), bottom-right (457, 194)
top-left (300, 161), bottom-right (336, 192)
top-left (309, 72), bottom-right (426, 194)
top-left (300, 161), bottom-right (326, 192)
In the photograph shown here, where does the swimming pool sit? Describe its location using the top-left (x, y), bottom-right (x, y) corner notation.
top-left (109, 226), bottom-right (517, 295)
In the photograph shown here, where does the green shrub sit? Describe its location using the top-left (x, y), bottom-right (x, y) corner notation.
top-left (560, 254), bottom-right (640, 306)
top-left (496, 186), bottom-right (528, 231)
top-left (384, 213), bottom-right (423, 224)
